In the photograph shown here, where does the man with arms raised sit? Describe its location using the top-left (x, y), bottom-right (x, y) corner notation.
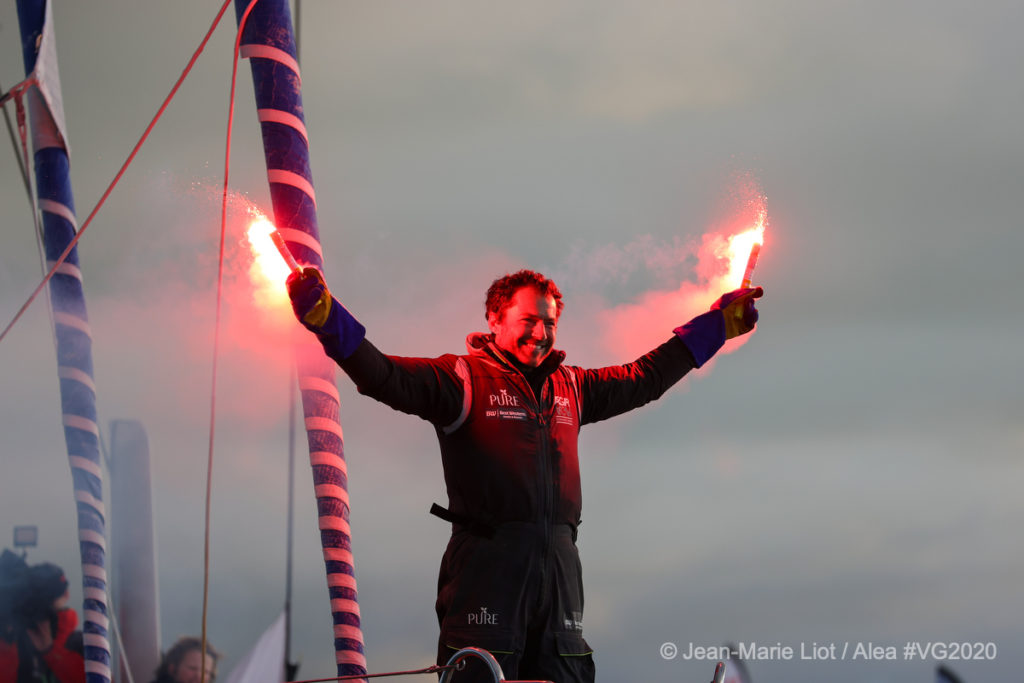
top-left (287, 268), bottom-right (762, 683)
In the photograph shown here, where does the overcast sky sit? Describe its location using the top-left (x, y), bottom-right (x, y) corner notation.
top-left (1, 2), bottom-right (1022, 683)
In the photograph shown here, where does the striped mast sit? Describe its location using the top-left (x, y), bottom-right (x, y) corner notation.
top-left (234, 1), bottom-right (368, 679)
top-left (16, 2), bottom-right (111, 683)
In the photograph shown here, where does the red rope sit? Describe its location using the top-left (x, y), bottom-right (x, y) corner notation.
top-left (0, 0), bottom-right (236, 345)
top-left (284, 665), bottom-right (455, 682)
top-left (200, 3), bottom-right (261, 683)
top-left (12, 84), bottom-right (33, 194)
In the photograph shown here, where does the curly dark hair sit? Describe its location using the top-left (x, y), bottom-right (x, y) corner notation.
top-left (485, 269), bottom-right (564, 322)
top-left (154, 636), bottom-right (220, 683)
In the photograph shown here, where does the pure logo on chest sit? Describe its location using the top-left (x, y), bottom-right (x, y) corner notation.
top-left (488, 389), bottom-right (520, 407)
top-left (483, 388), bottom-right (528, 421)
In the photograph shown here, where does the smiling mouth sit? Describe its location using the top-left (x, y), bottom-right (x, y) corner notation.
top-left (524, 346), bottom-right (549, 361)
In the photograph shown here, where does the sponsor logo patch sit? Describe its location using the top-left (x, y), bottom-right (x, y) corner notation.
top-left (468, 606), bottom-right (499, 626)
top-left (484, 408), bottom-right (528, 421)
top-left (553, 394), bottom-right (575, 426)
top-left (563, 611), bottom-right (583, 631)
top-left (488, 389), bottom-right (520, 407)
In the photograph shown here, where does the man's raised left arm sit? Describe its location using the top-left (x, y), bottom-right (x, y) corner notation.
top-left (576, 287), bottom-right (763, 424)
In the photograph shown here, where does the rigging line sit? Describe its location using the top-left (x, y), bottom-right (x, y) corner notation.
top-left (0, 0), bottom-right (236, 347)
top-left (287, 0), bottom-right (300, 668)
top-left (0, 79), bottom-right (33, 202)
top-left (285, 359), bottom-right (297, 674)
top-left (98, 420), bottom-right (113, 470)
top-left (285, 665), bottom-right (455, 683)
top-left (106, 594), bottom-right (138, 683)
top-left (0, 77), bottom-right (35, 108)
top-left (12, 90), bottom-right (59, 364)
top-left (201, 5), bottom-right (261, 683)
top-left (12, 93), bottom-right (51, 305)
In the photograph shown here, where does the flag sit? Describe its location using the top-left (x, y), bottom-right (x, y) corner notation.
top-left (722, 643), bottom-right (753, 683)
top-left (936, 665), bottom-right (965, 683)
top-left (25, 0), bottom-right (69, 153)
top-left (221, 611), bottom-right (287, 683)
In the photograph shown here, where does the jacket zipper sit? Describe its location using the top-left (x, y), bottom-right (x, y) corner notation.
top-left (537, 381), bottom-right (553, 612)
top-left (495, 348), bottom-right (556, 610)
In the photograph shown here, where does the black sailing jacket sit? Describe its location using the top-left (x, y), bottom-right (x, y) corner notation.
top-left (337, 332), bottom-right (697, 528)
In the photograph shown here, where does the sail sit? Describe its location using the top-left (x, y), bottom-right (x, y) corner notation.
top-left (221, 611), bottom-right (286, 683)
top-left (721, 642), bottom-right (753, 683)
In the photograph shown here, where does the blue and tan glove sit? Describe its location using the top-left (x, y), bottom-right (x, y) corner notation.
top-left (287, 266), bottom-right (333, 328)
top-left (712, 286), bottom-right (763, 339)
top-left (286, 266), bottom-right (366, 361)
top-left (673, 286), bottom-right (764, 367)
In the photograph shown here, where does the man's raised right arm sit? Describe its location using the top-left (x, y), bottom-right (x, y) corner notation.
top-left (286, 267), bottom-right (462, 426)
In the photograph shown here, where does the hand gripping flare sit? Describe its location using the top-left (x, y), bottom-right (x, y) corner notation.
top-left (286, 267), bottom-right (366, 361)
top-left (713, 286), bottom-right (764, 339)
top-left (673, 286), bottom-right (764, 367)
top-left (287, 266), bottom-right (333, 328)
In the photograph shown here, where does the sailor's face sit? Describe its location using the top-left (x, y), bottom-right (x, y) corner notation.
top-left (489, 287), bottom-right (559, 367)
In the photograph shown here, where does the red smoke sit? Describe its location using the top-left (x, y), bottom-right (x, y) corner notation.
top-left (245, 213), bottom-right (294, 313)
top-left (597, 185), bottom-right (768, 363)
top-left (87, 184), bottom-right (301, 432)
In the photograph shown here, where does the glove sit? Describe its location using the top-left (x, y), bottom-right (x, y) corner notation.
top-left (711, 286), bottom-right (763, 339)
top-left (287, 266), bottom-right (333, 329)
top-left (674, 286), bottom-right (764, 367)
top-left (286, 266), bottom-right (366, 361)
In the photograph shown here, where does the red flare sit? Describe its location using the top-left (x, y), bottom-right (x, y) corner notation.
top-left (270, 229), bottom-right (301, 274)
top-left (741, 241), bottom-right (761, 289)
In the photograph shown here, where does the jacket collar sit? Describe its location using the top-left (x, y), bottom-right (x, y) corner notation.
top-left (465, 332), bottom-right (566, 375)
